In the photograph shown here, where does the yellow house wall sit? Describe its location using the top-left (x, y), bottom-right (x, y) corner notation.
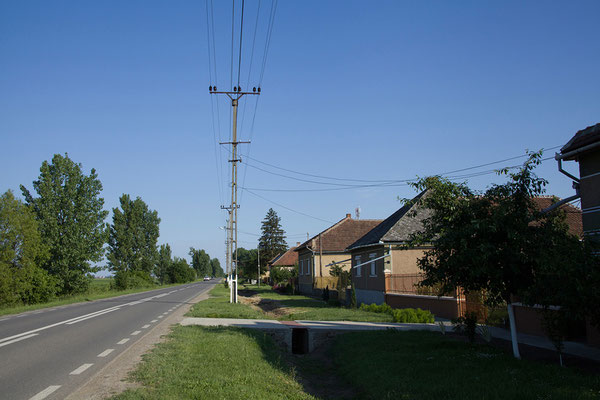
top-left (390, 247), bottom-right (426, 275)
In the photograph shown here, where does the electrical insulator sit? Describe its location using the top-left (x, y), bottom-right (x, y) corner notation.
top-left (253, 87), bottom-right (256, 92)
top-left (257, 87), bottom-right (261, 93)
top-left (233, 87), bottom-right (237, 92)
top-left (209, 86), bottom-right (213, 92)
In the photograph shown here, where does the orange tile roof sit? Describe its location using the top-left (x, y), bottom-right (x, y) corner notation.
top-left (532, 197), bottom-right (583, 237)
top-left (272, 246), bottom-right (299, 266)
top-left (296, 216), bottom-right (382, 253)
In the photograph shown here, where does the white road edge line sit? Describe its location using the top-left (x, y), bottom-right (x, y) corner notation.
top-left (157, 316), bottom-right (163, 319)
top-left (117, 338), bottom-right (130, 345)
top-left (29, 385), bottom-right (61, 400)
top-left (0, 333), bottom-right (39, 348)
top-left (151, 319), bottom-right (158, 323)
top-left (97, 349), bottom-right (114, 357)
top-left (70, 363), bottom-right (93, 375)
top-left (131, 330), bottom-right (141, 336)
top-left (141, 324), bottom-right (150, 329)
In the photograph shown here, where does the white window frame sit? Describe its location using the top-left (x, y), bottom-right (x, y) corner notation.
top-left (369, 253), bottom-right (377, 277)
top-left (355, 255), bottom-right (362, 277)
top-left (299, 259), bottom-right (304, 275)
top-left (307, 258), bottom-right (311, 275)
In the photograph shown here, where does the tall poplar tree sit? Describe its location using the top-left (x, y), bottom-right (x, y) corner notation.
top-left (155, 243), bottom-right (173, 284)
top-left (189, 248), bottom-right (211, 277)
top-left (258, 208), bottom-right (287, 269)
top-left (107, 194), bottom-right (160, 289)
top-left (21, 154), bottom-right (108, 294)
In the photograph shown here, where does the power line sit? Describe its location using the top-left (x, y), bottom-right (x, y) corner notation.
top-left (240, 155), bottom-right (558, 193)
top-left (240, 145), bottom-right (562, 185)
top-left (236, 0), bottom-right (245, 88)
top-left (243, 188), bottom-right (335, 224)
top-left (205, 0), bottom-right (224, 206)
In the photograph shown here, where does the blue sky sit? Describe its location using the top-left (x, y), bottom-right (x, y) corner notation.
top-left (1, 1), bottom-right (599, 271)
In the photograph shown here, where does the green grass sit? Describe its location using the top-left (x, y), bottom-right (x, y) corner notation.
top-left (332, 330), bottom-right (600, 400)
top-left (186, 284), bottom-right (268, 319)
top-left (113, 326), bottom-right (315, 400)
top-left (0, 279), bottom-right (185, 317)
top-left (244, 284), bottom-right (394, 322)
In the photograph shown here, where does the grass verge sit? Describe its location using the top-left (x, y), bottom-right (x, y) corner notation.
top-left (186, 284), bottom-right (268, 319)
top-left (113, 325), bottom-right (315, 400)
top-left (332, 330), bottom-right (600, 399)
top-left (0, 279), bottom-right (185, 317)
top-left (245, 285), bottom-right (395, 322)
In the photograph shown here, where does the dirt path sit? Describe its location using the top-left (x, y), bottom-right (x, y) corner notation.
top-left (238, 290), bottom-right (294, 319)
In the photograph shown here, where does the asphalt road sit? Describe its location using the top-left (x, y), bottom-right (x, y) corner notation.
top-left (0, 281), bottom-right (214, 400)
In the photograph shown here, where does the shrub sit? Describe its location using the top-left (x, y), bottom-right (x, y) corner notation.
top-left (359, 303), bottom-right (434, 323)
top-left (452, 312), bottom-right (478, 343)
top-left (113, 270), bottom-right (154, 290)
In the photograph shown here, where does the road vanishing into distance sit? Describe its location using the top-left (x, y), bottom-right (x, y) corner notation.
top-left (0, 281), bottom-right (214, 400)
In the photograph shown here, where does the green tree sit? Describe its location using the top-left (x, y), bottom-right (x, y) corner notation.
top-left (410, 151), bottom-right (568, 359)
top-left (155, 243), bottom-right (173, 284)
top-left (0, 190), bottom-right (57, 306)
top-left (210, 258), bottom-right (223, 277)
top-left (258, 208), bottom-right (287, 270)
top-left (521, 211), bottom-right (600, 364)
top-left (236, 247), bottom-right (258, 280)
top-left (21, 154), bottom-right (108, 295)
top-left (169, 257), bottom-right (195, 283)
top-left (107, 194), bottom-right (160, 289)
top-left (189, 248), bottom-right (211, 277)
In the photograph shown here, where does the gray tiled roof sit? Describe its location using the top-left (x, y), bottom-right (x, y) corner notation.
top-left (347, 190), bottom-right (429, 250)
top-left (560, 122), bottom-right (600, 157)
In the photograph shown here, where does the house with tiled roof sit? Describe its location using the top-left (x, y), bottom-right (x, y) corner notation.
top-left (270, 244), bottom-right (299, 270)
top-left (347, 191), bottom-right (584, 319)
top-left (556, 122), bottom-right (600, 241)
top-left (295, 214), bottom-right (381, 297)
top-left (346, 191), bottom-right (436, 307)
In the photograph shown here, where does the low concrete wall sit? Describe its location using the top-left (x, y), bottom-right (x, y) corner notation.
top-left (385, 293), bottom-right (460, 320)
top-left (298, 283), bottom-right (312, 296)
top-left (356, 289), bottom-right (385, 305)
top-left (587, 320), bottom-right (600, 348)
top-left (513, 304), bottom-right (546, 337)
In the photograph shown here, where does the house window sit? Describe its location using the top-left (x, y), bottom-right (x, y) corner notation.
top-left (369, 253), bottom-right (377, 277)
top-left (307, 259), bottom-right (311, 275)
top-left (299, 260), bottom-right (303, 275)
top-left (355, 255), bottom-right (361, 277)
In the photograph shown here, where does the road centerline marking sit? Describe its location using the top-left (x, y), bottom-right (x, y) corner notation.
top-left (97, 349), bottom-right (114, 357)
top-left (29, 385), bottom-right (61, 400)
top-left (70, 363), bottom-right (93, 375)
top-left (0, 333), bottom-right (38, 348)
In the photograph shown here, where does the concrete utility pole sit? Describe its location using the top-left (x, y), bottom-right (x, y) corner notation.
top-left (257, 246), bottom-right (260, 288)
top-left (211, 85), bottom-right (259, 303)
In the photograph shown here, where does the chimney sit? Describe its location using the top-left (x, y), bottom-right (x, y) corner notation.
top-left (346, 213), bottom-right (352, 218)
top-left (296, 242), bottom-right (300, 246)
